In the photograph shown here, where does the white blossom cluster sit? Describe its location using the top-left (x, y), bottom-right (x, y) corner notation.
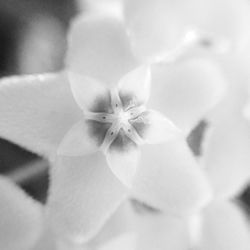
top-left (1, 0), bottom-right (250, 249)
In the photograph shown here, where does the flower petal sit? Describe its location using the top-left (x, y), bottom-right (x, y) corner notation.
top-left (0, 176), bottom-right (43, 250)
top-left (134, 213), bottom-right (189, 250)
top-left (118, 66), bottom-right (151, 106)
top-left (202, 91), bottom-right (250, 199)
top-left (90, 202), bottom-right (134, 248)
top-left (32, 226), bottom-right (56, 250)
top-left (106, 136), bottom-right (141, 187)
top-left (132, 136), bottom-right (212, 215)
top-left (124, 0), bottom-right (188, 62)
top-left (124, 0), bottom-right (250, 61)
top-left (183, 0), bottom-right (250, 51)
top-left (0, 72), bottom-right (81, 158)
top-left (131, 109), bottom-right (181, 144)
top-left (198, 201), bottom-right (250, 250)
top-left (47, 153), bottom-right (127, 244)
top-left (68, 72), bottom-right (110, 112)
top-left (67, 14), bottom-right (138, 85)
top-left (149, 59), bottom-right (226, 134)
top-left (98, 233), bottom-right (136, 250)
top-left (57, 120), bottom-right (99, 156)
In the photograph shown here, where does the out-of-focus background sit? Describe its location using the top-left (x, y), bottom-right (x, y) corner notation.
top-left (0, 0), bottom-right (250, 212)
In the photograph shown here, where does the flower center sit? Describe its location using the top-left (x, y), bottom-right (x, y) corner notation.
top-left (84, 89), bottom-right (146, 152)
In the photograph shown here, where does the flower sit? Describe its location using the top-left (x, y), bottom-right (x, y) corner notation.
top-left (57, 65), bottom-right (182, 187)
top-left (0, 10), bottom-right (226, 244)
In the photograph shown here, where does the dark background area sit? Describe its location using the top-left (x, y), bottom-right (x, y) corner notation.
top-left (0, 0), bottom-right (250, 214)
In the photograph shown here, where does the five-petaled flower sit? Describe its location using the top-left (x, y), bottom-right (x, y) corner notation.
top-left (0, 10), bottom-right (227, 244)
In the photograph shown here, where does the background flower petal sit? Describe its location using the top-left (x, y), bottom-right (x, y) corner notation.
top-left (203, 58), bottom-right (250, 199)
top-left (183, 0), bottom-right (250, 51)
top-left (0, 72), bottom-right (81, 158)
top-left (132, 137), bottom-right (212, 215)
top-left (198, 201), bottom-right (250, 250)
top-left (124, 0), bottom-right (250, 61)
top-left (67, 14), bottom-right (138, 85)
top-left (124, 0), bottom-right (188, 62)
top-left (134, 212), bottom-right (189, 250)
top-left (0, 176), bottom-right (43, 250)
top-left (149, 59), bottom-right (226, 135)
top-left (47, 153), bottom-right (127, 244)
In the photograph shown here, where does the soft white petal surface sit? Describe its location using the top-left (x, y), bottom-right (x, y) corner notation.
top-left (124, 0), bottom-right (250, 61)
top-left (198, 201), bottom-right (250, 250)
top-left (67, 14), bottom-right (138, 85)
top-left (32, 226), bottom-right (56, 250)
top-left (118, 66), bottom-right (151, 105)
top-left (132, 110), bottom-right (181, 144)
top-left (0, 72), bottom-right (81, 157)
top-left (57, 120), bottom-right (98, 156)
top-left (134, 213), bottom-right (189, 250)
top-left (106, 145), bottom-right (140, 187)
top-left (68, 72), bottom-right (109, 111)
top-left (124, 0), bottom-right (188, 62)
top-left (47, 153), bottom-right (127, 243)
top-left (132, 137), bottom-right (212, 215)
top-left (0, 176), bottom-right (43, 250)
top-left (83, 0), bottom-right (123, 19)
top-left (183, 0), bottom-right (250, 51)
top-left (202, 114), bottom-right (250, 199)
top-left (90, 202), bottom-right (134, 248)
top-left (203, 55), bottom-right (250, 198)
top-left (99, 233), bottom-right (136, 250)
top-left (149, 59), bottom-right (226, 134)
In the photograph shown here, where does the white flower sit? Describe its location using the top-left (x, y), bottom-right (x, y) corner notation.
top-left (0, 11), bottom-right (227, 244)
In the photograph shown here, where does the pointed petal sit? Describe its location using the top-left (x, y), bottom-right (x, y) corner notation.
top-left (149, 59), bottom-right (226, 134)
top-left (0, 176), bottom-right (43, 250)
top-left (118, 66), bottom-right (151, 106)
top-left (132, 137), bottom-right (212, 215)
top-left (47, 153), bottom-right (127, 244)
top-left (199, 201), bottom-right (250, 250)
top-left (68, 72), bottom-right (110, 112)
top-left (134, 213), bottom-right (189, 250)
top-left (131, 110), bottom-right (181, 144)
top-left (106, 135), bottom-right (141, 187)
top-left (0, 72), bottom-right (81, 157)
top-left (57, 121), bottom-right (99, 156)
top-left (202, 91), bottom-right (250, 199)
top-left (67, 14), bottom-right (138, 85)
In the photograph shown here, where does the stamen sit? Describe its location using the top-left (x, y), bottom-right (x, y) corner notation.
top-left (123, 124), bottom-right (144, 146)
top-left (111, 89), bottom-right (123, 113)
top-left (100, 123), bottom-right (120, 152)
top-left (84, 111), bottom-right (114, 123)
top-left (128, 106), bottom-right (146, 120)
